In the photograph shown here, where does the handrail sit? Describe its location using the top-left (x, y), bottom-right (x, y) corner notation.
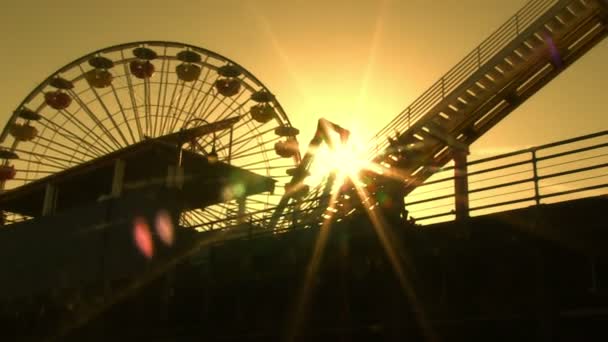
top-left (406, 130), bottom-right (608, 223)
top-left (367, 0), bottom-right (571, 158)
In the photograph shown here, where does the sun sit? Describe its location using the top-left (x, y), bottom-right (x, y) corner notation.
top-left (304, 131), bottom-right (370, 187)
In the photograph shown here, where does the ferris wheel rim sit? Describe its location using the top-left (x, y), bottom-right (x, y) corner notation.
top-left (1, 41), bottom-right (298, 151)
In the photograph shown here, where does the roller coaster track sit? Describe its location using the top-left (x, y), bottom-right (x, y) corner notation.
top-left (368, 0), bottom-right (608, 197)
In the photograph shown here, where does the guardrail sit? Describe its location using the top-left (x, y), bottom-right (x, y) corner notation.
top-left (367, 0), bottom-right (568, 157)
top-left (406, 130), bottom-right (608, 224)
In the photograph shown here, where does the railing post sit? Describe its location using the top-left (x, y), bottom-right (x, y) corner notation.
top-left (42, 183), bottom-right (57, 216)
top-left (532, 150), bottom-right (541, 205)
top-left (454, 148), bottom-right (470, 220)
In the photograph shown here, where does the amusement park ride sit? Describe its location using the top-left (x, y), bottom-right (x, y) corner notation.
top-left (0, 0), bottom-right (607, 340)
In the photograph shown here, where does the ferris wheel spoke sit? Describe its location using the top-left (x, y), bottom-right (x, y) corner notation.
top-left (227, 132), bottom-right (281, 158)
top-left (195, 91), bottom-right (222, 124)
top-left (109, 84), bottom-right (137, 144)
top-left (240, 156), bottom-right (285, 169)
top-left (120, 50), bottom-right (144, 141)
top-left (48, 110), bottom-right (114, 155)
top-left (13, 169), bottom-right (55, 175)
top-left (13, 148), bottom-right (76, 169)
top-left (200, 207), bottom-right (227, 222)
top-left (179, 83), bottom-right (203, 122)
top-left (229, 134), bottom-right (276, 158)
top-left (199, 88), bottom-right (243, 124)
top-left (67, 90), bottom-right (123, 150)
top-left (172, 81), bottom-right (195, 131)
top-left (21, 156), bottom-right (66, 171)
top-left (189, 209), bottom-right (215, 224)
top-left (35, 118), bottom-right (105, 160)
top-left (229, 146), bottom-right (276, 161)
top-left (157, 59), bottom-right (173, 136)
top-left (77, 65), bottom-right (130, 147)
top-left (173, 78), bottom-right (199, 125)
top-left (247, 164), bottom-right (293, 172)
top-left (180, 212), bottom-right (196, 227)
top-left (90, 87), bottom-right (131, 146)
top-left (216, 118), bottom-right (274, 153)
top-left (163, 68), bottom-right (179, 132)
top-left (218, 125), bottom-right (276, 154)
top-left (163, 79), bottom-right (183, 134)
top-left (195, 210), bottom-right (220, 223)
top-left (187, 73), bottom-right (220, 122)
top-left (143, 78), bottom-right (152, 137)
top-left (152, 50), bottom-right (168, 137)
top-left (61, 114), bottom-right (117, 155)
top-left (182, 59), bottom-right (212, 120)
top-left (28, 136), bottom-right (89, 163)
top-left (211, 89), bottom-right (251, 124)
top-left (225, 105), bottom-right (256, 131)
top-left (241, 200), bottom-right (272, 215)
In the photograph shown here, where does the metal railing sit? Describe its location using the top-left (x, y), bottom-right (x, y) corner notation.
top-left (406, 130), bottom-right (608, 224)
top-left (367, 0), bottom-right (570, 158)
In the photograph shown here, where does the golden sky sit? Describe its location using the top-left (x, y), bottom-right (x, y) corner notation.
top-left (1, 0), bottom-right (606, 159)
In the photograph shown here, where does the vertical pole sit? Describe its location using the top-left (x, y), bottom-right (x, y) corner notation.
top-left (227, 128), bottom-right (233, 165)
top-left (237, 196), bottom-right (246, 225)
top-left (532, 150), bottom-right (541, 205)
top-left (111, 159), bottom-right (125, 197)
top-left (42, 183), bottom-right (57, 216)
top-left (453, 149), bottom-right (469, 220)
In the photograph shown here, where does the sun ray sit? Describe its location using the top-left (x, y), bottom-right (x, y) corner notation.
top-left (351, 179), bottom-right (438, 341)
top-left (354, 0), bottom-right (390, 118)
top-left (285, 187), bottom-right (341, 342)
top-left (245, 1), bottom-right (312, 109)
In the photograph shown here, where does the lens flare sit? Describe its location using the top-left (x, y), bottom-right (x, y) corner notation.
top-left (221, 182), bottom-right (247, 201)
top-left (133, 217), bottom-right (154, 259)
top-left (546, 35), bottom-right (562, 68)
top-left (155, 210), bottom-right (174, 246)
top-left (305, 131), bottom-right (370, 188)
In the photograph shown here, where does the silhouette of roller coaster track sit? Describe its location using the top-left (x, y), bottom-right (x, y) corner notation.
top-left (366, 0), bottom-right (608, 197)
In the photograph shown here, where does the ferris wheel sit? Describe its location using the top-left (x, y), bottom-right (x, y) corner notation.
top-left (0, 41), bottom-right (302, 228)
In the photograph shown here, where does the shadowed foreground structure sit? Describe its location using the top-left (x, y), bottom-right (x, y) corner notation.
top-left (0, 190), bottom-right (606, 341)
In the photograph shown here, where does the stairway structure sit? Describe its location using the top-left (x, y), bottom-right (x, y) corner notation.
top-left (368, 0), bottom-right (608, 197)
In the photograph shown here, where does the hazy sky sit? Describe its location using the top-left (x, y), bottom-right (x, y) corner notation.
top-left (1, 0), bottom-right (606, 159)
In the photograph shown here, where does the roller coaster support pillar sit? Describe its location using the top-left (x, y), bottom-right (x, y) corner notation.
top-left (453, 148), bottom-right (469, 221)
